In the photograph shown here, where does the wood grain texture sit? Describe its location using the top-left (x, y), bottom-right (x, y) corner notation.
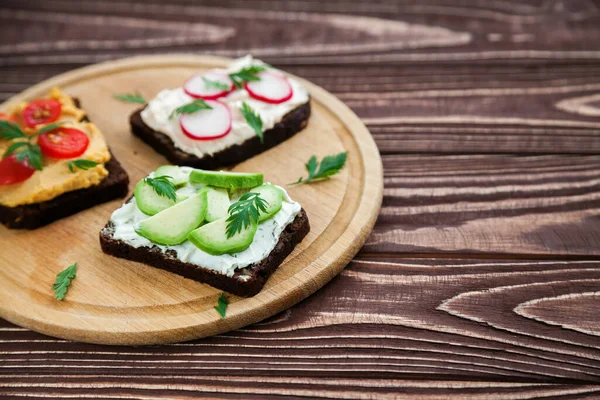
top-left (366, 154), bottom-right (600, 256)
top-left (2, 0), bottom-right (600, 398)
top-left (1, 257), bottom-right (600, 398)
top-left (0, 55), bottom-right (383, 345)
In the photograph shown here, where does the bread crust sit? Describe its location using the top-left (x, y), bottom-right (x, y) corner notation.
top-left (130, 101), bottom-right (311, 169)
top-left (0, 100), bottom-right (129, 230)
top-left (100, 208), bottom-right (310, 297)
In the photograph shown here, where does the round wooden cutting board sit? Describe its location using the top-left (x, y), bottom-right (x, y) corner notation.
top-left (0, 55), bottom-right (383, 345)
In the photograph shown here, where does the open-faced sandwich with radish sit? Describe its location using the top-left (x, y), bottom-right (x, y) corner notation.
top-left (0, 88), bottom-right (129, 229)
top-left (129, 56), bottom-right (311, 169)
top-left (100, 166), bottom-right (310, 296)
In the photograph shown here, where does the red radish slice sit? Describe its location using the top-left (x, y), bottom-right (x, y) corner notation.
top-left (184, 71), bottom-right (234, 100)
top-left (244, 71), bottom-right (293, 104)
top-left (179, 100), bottom-right (232, 141)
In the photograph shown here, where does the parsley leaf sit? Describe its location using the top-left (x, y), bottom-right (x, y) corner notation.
top-left (292, 152), bottom-right (348, 185)
top-left (169, 99), bottom-right (212, 119)
top-left (114, 92), bottom-right (146, 104)
top-left (14, 143), bottom-right (43, 171)
top-left (226, 192), bottom-right (268, 238)
top-left (229, 65), bottom-right (265, 88)
top-left (37, 121), bottom-right (65, 134)
top-left (67, 159), bottom-right (100, 173)
top-left (3, 141), bottom-right (29, 158)
top-left (52, 262), bottom-right (77, 301)
top-left (144, 175), bottom-right (177, 201)
top-left (0, 120), bottom-right (26, 140)
top-left (240, 102), bottom-right (263, 143)
top-left (203, 77), bottom-right (231, 91)
top-left (214, 293), bottom-right (229, 319)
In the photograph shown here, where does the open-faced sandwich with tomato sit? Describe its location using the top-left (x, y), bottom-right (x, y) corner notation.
top-left (100, 166), bottom-right (309, 296)
top-left (130, 56), bottom-right (311, 169)
top-left (0, 88), bottom-right (129, 229)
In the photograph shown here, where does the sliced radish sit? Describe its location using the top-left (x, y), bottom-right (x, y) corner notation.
top-left (179, 100), bottom-right (232, 141)
top-left (244, 71), bottom-right (293, 104)
top-left (184, 71), bottom-right (234, 100)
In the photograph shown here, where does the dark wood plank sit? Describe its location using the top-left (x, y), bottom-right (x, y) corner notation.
top-left (1, 257), bottom-right (600, 398)
top-left (363, 154), bottom-right (600, 256)
top-left (1, 1), bottom-right (600, 153)
top-left (2, 0), bottom-right (600, 398)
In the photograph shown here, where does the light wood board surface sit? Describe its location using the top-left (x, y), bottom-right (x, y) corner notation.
top-left (0, 54), bottom-right (383, 345)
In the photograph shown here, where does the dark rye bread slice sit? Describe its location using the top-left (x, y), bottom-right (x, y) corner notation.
top-left (0, 100), bottom-right (129, 229)
top-left (100, 208), bottom-right (310, 297)
top-left (130, 101), bottom-right (311, 169)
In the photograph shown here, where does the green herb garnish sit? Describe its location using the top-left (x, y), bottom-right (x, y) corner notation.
top-left (292, 152), bottom-right (348, 185)
top-left (1, 121), bottom-right (67, 171)
top-left (114, 92), bottom-right (146, 104)
top-left (144, 175), bottom-right (177, 201)
top-left (214, 293), bottom-right (229, 319)
top-left (0, 120), bottom-right (26, 140)
top-left (9, 142), bottom-right (43, 170)
top-left (37, 121), bottom-right (65, 134)
top-left (225, 192), bottom-right (268, 238)
top-left (169, 99), bottom-right (212, 119)
top-left (67, 159), bottom-right (100, 173)
top-left (228, 66), bottom-right (265, 88)
top-left (240, 102), bottom-right (263, 143)
top-left (52, 262), bottom-right (77, 301)
top-left (3, 141), bottom-right (29, 158)
top-left (203, 77), bottom-right (230, 91)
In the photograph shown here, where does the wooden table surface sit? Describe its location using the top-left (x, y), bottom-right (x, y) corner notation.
top-left (2, 0), bottom-right (600, 398)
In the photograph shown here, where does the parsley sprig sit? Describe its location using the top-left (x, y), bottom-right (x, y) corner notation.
top-left (52, 262), bottom-right (77, 301)
top-left (225, 192), bottom-right (268, 238)
top-left (0, 121), bottom-right (64, 171)
top-left (144, 175), bottom-right (177, 201)
top-left (292, 152), bottom-right (348, 185)
top-left (214, 293), bottom-right (229, 319)
top-left (114, 92), bottom-right (146, 104)
top-left (228, 66), bottom-right (265, 88)
top-left (240, 102), bottom-right (263, 143)
top-left (203, 77), bottom-right (230, 91)
top-left (0, 120), bottom-right (25, 140)
top-left (67, 159), bottom-right (100, 173)
top-left (170, 99), bottom-right (212, 119)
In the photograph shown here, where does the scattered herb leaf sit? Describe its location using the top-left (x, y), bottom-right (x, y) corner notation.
top-left (169, 99), bottom-right (212, 119)
top-left (14, 143), bottom-right (43, 170)
top-left (203, 77), bottom-right (230, 91)
top-left (144, 175), bottom-right (177, 201)
top-left (52, 262), bottom-right (77, 301)
top-left (291, 152), bottom-right (348, 185)
top-left (226, 192), bottom-right (268, 238)
top-left (214, 293), bottom-right (229, 319)
top-left (67, 159), bottom-right (100, 173)
top-left (240, 102), bottom-right (263, 143)
top-left (228, 65), bottom-right (265, 88)
top-left (3, 141), bottom-right (29, 158)
top-left (114, 92), bottom-right (146, 104)
top-left (37, 121), bottom-right (65, 134)
top-left (0, 120), bottom-right (26, 140)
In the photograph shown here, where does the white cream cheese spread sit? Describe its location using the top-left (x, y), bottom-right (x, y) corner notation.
top-left (106, 167), bottom-right (301, 277)
top-left (140, 56), bottom-right (310, 158)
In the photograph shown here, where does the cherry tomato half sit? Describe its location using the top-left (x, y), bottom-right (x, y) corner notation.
top-left (38, 127), bottom-right (89, 159)
top-left (0, 113), bottom-right (18, 123)
top-left (22, 99), bottom-right (61, 128)
top-left (0, 155), bottom-right (35, 185)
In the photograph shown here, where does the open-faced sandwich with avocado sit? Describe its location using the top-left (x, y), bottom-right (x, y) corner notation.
top-left (100, 167), bottom-right (309, 297)
top-left (0, 88), bottom-right (129, 229)
top-left (129, 55), bottom-right (311, 169)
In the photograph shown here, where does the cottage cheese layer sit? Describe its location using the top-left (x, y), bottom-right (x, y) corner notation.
top-left (106, 167), bottom-right (301, 277)
top-left (140, 56), bottom-right (310, 158)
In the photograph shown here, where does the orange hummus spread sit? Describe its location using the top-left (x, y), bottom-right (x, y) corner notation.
top-left (0, 88), bottom-right (112, 207)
